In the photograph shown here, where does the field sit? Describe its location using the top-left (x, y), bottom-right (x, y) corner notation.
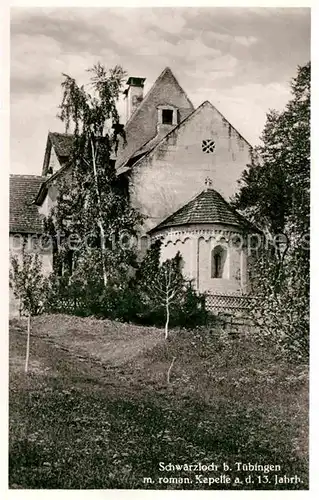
top-left (9, 314), bottom-right (308, 489)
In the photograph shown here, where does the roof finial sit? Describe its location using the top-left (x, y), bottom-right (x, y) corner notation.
top-left (205, 177), bottom-right (213, 190)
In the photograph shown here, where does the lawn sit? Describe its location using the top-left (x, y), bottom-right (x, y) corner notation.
top-left (9, 314), bottom-right (308, 489)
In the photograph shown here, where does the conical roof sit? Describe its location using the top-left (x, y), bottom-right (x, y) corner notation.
top-left (149, 187), bottom-right (253, 233)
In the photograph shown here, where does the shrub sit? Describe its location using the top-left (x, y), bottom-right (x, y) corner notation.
top-left (44, 241), bottom-right (210, 330)
top-left (10, 250), bottom-right (48, 316)
top-left (248, 248), bottom-right (309, 362)
top-left (134, 245), bottom-right (209, 330)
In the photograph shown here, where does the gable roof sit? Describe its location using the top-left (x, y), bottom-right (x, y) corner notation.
top-left (119, 130), bottom-right (168, 171)
top-left (38, 68), bottom-right (253, 186)
top-left (40, 69), bottom-right (193, 177)
top-left (117, 100), bottom-right (253, 176)
top-left (42, 131), bottom-right (73, 175)
top-left (10, 175), bottom-right (45, 234)
top-left (116, 102), bottom-right (206, 176)
top-left (149, 187), bottom-right (253, 233)
top-left (49, 131), bottom-right (73, 156)
top-left (116, 67), bottom-right (194, 169)
top-left (125, 67), bottom-right (194, 130)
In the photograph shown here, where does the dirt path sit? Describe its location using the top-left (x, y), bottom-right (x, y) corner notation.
top-left (13, 314), bottom-right (166, 369)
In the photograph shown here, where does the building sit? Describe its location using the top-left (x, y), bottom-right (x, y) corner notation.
top-left (148, 180), bottom-right (255, 295)
top-left (10, 66), bottom-right (256, 305)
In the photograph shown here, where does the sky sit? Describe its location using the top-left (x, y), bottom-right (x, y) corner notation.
top-left (10, 7), bottom-right (310, 175)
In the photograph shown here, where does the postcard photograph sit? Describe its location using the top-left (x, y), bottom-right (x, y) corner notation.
top-left (8, 6), bottom-right (310, 491)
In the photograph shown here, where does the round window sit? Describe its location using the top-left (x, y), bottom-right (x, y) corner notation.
top-left (202, 139), bottom-right (215, 153)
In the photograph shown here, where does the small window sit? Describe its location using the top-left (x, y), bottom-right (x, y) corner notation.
top-left (212, 245), bottom-right (226, 278)
top-left (202, 139), bottom-right (215, 153)
top-left (162, 109), bottom-right (173, 125)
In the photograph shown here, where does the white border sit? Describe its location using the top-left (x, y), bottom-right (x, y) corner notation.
top-left (1, 1), bottom-right (316, 499)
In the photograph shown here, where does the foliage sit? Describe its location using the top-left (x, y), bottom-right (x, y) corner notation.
top-left (248, 251), bottom-right (309, 361)
top-left (176, 281), bottom-right (208, 328)
top-left (45, 62), bottom-right (143, 286)
top-left (43, 63), bottom-right (207, 329)
top-left (233, 62), bottom-right (310, 237)
top-left (143, 252), bottom-right (185, 337)
top-left (232, 62), bottom-right (310, 361)
top-left (44, 240), bottom-right (209, 329)
top-left (135, 243), bottom-right (209, 329)
top-left (10, 249), bottom-right (47, 316)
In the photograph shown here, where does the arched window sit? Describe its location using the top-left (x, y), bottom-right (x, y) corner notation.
top-left (212, 245), bottom-right (227, 279)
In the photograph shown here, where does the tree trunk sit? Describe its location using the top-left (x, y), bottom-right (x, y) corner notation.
top-left (167, 356), bottom-right (176, 384)
top-left (97, 220), bottom-right (108, 288)
top-left (165, 300), bottom-right (170, 339)
top-left (25, 313), bottom-right (31, 373)
top-left (90, 137), bottom-right (108, 287)
top-left (18, 293), bottom-right (22, 318)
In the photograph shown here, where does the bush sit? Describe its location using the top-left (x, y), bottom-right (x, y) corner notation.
top-left (176, 282), bottom-right (208, 328)
top-left (248, 248), bottom-right (309, 362)
top-left (44, 246), bottom-right (210, 330)
top-left (10, 250), bottom-right (48, 316)
top-left (133, 249), bottom-right (210, 329)
top-left (134, 283), bottom-right (209, 329)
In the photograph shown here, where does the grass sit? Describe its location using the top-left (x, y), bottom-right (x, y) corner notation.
top-left (9, 314), bottom-right (308, 489)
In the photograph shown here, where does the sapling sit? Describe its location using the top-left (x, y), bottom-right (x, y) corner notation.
top-left (10, 249), bottom-right (46, 373)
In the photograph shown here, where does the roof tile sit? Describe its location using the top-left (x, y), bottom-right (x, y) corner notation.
top-left (49, 132), bottom-right (73, 157)
top-left (149, 188), bottom-right (252, 232)
top-left (10, 175), bottom-right (45, 233)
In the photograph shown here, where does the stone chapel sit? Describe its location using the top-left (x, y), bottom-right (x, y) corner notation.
top-left (10, 67), bottom-right (256, 298)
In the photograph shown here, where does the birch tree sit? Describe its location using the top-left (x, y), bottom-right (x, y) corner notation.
top-left (47, 63), bottom-right (143, 286)
top-left (146, 254), bottom-right (185, 339)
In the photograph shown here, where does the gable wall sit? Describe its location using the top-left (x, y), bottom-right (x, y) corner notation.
top-left (116, 70), bottom-right (194, 168)
top-left (38, 184), bottom-right (58, 218)
top-left (38, 169), bottom-right (70, 217)
top-left (129, 103), bottom-right (252, 232)
top-left (49, 146), bottom-right (61, 175)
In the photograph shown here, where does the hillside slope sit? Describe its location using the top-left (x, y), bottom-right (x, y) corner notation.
top-left (9, 315), bottom-right (308, 489)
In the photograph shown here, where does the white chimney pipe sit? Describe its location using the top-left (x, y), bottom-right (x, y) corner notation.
top-left (123, 77), bottom-right (146, 122)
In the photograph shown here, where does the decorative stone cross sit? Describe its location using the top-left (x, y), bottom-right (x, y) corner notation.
top-left (205, 177), bottom-right (213, 190)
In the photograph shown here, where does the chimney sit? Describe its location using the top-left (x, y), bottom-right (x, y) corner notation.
top-left (123, 77), bottom-right (146, 122)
